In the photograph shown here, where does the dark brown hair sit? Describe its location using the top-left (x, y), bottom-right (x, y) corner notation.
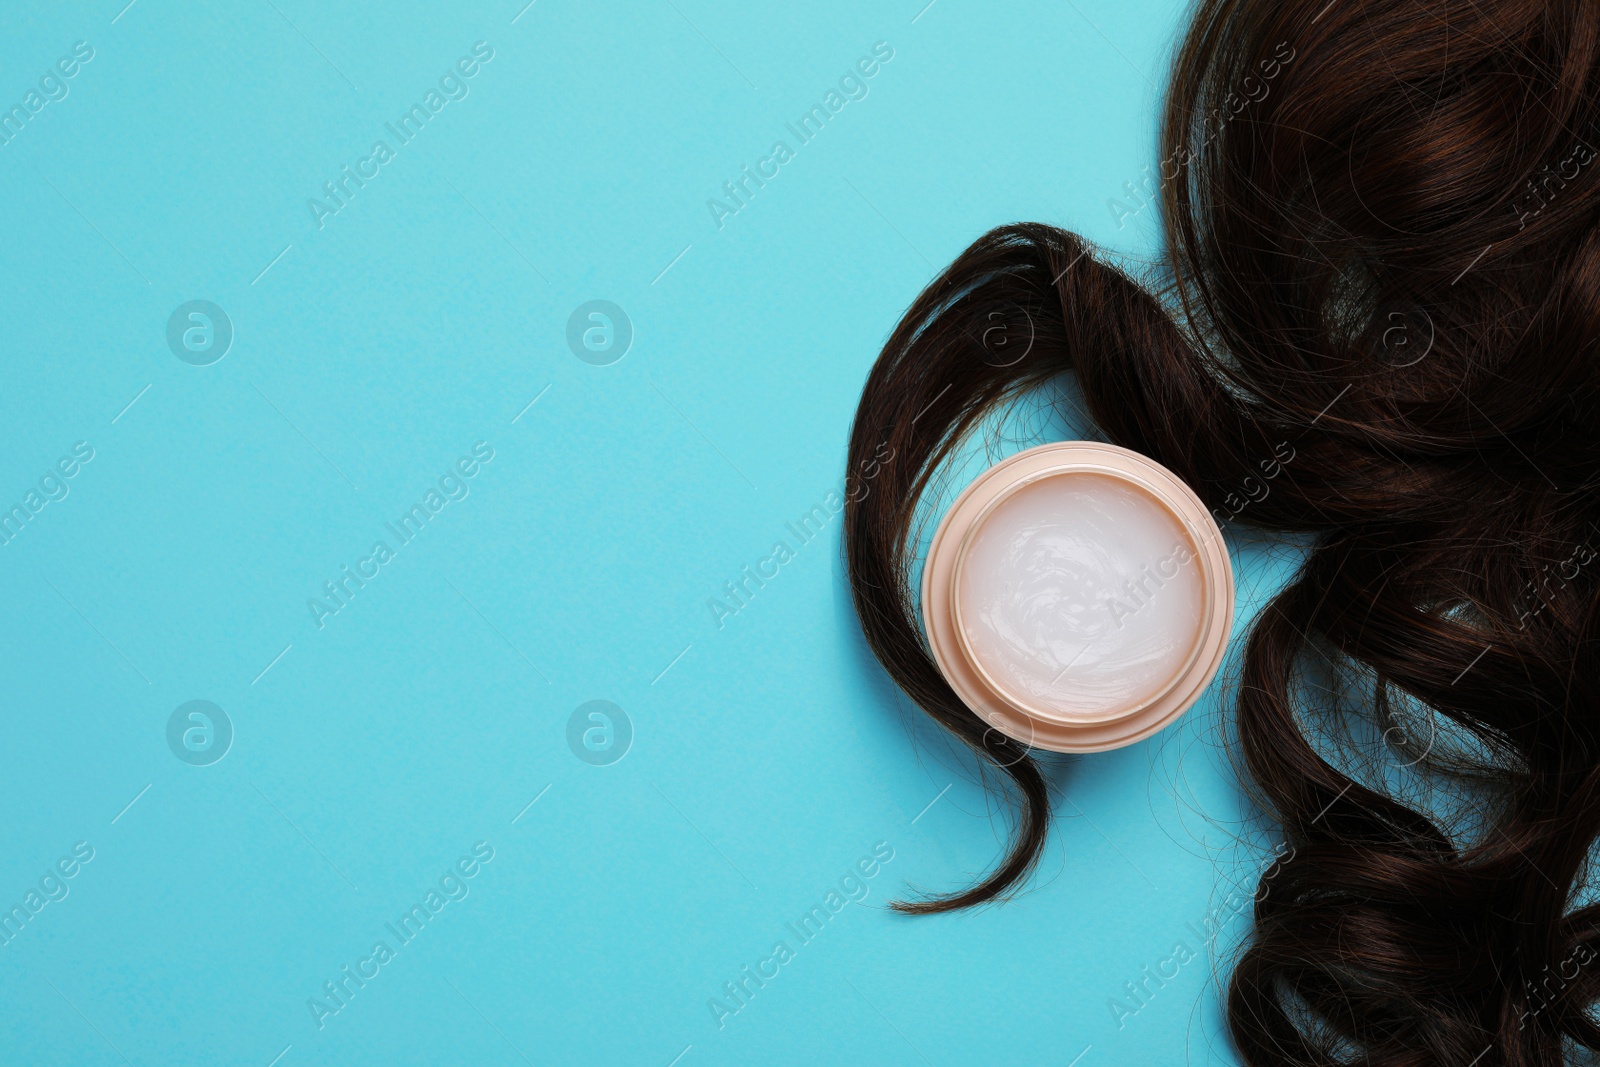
top-left (845, 1), bottom-right (1600, 1062)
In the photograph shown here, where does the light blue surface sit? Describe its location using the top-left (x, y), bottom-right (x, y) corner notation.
top-left (0, 2), bottom-right (1306, 1064)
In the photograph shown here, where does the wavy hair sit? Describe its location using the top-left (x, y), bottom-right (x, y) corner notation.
top-left (844, 1), bottom-right (1600, 1062)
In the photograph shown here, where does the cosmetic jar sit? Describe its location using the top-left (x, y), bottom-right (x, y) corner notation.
top-left (922, 441), bottom-right (1233, 753)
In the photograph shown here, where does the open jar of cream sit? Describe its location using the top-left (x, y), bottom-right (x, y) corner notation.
top-left (922, 441), bottom-right (1234, 752)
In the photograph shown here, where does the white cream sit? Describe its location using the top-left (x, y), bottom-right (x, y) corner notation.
top-left (955, 471), bottom-right (1205, 718)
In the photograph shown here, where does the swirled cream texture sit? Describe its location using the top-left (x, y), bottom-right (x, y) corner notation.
top-left (955, 472), bottom-right (1204, 718)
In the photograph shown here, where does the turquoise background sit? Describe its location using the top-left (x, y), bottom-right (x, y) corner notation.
top-left (0, 1), bottom-right (1304, 1064)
